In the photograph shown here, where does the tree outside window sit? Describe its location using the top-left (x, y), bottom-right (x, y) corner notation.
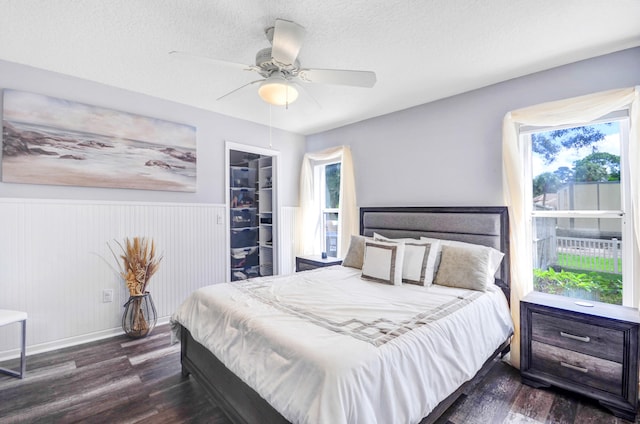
top-left (529, 121), bottom-right (628, 305)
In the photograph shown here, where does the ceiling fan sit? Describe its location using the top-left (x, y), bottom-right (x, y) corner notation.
top-left (170, 18), bottom-right (377, 107)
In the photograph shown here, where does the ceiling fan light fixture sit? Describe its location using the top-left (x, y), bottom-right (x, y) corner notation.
top-left (258, 75), bottom-right (299, 106)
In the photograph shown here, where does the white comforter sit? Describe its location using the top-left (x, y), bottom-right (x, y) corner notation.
top-left (171, 265), bottom-right (513, 424)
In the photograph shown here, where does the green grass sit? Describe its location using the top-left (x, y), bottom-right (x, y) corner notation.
top-left (534, 266), bottom-right (622, 305)
top-left (556, 252), bottom-right (622, 273)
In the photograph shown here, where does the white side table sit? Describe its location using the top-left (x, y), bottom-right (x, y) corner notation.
top-left (0, 309), bottom-right (27, 379)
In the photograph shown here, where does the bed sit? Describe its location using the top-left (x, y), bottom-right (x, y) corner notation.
top-left (171, 206), bottom-right (513, 424)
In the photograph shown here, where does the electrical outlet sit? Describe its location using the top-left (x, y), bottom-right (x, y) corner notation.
top-left (217, 214), bottom-right (223, 225)
top-left (102, 289), bottom-right (114, 303)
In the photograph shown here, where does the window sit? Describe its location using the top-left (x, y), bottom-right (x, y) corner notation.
top-left (300, 146), bottom-right (356, 258)
top-left (522, 115), bottom-right (632, 305)
top-left (316, 162), bottom-right (341, 257)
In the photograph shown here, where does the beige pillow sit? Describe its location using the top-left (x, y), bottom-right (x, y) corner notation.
top-left (433, 245), bottom-right (492, 291)
top-left (421, 237), bottom-right (503, 285)
top-left (342, 235), bottom-right (369, 269)
top-left (361, 240), bottom-right (405, 285)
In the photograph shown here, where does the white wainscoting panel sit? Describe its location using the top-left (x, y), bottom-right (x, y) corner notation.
top-left (0, 198), bottom-right (227, 359)
top-left (278, 206), bottom-right (299, 275)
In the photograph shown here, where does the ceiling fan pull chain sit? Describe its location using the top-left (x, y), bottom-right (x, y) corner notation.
top-left (269, 105), bottom-right (273, 149)
top-left (285, 81), bottom-right (289, 110)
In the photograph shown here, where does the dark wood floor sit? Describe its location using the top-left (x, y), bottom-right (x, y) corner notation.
top-left (0, 324), bottom-right (634, 423)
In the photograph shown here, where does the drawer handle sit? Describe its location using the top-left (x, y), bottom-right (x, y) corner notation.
top-left (560, 331), bottom-right (590, 343)
top-left (560, 361), bottom-right (588, 373)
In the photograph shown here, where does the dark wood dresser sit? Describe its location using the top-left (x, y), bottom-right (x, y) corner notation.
top-left (520, 291), bottom-right (640, 420)
top-left (295, 255), bottom-right (342, 272)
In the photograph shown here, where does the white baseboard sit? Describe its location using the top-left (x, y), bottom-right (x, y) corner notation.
top-left (0, 316), bottom-right (171, 362)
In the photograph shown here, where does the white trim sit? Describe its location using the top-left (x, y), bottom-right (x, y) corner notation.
top-left (0, 316), bottom-right (171, 362)
top-left (619, 118), bottom-right (634, 305)
top-left (0, 197), bottom-right (225, 208)
top-left (522, 117), bottom-right (633, 306)
top-left (531, 210), bottom-right (624, 218)
top-left (225, 141), bottom-right (281, 279)
top-left (311, 161), bottom-right (342, 257)
top-left (225, 140), bottom-right (281, 158)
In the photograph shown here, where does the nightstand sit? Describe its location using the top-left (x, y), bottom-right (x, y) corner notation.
top-left (520, 291), bottom-right (640, 421)
top-left (295, 255), bottom-right (342, 272)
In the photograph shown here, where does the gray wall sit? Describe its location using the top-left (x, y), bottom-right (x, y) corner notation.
top-left (0, 59), bottom-right (305, 206)
top-left (306, 47), bottom-right (640, 208)
top-left (3, 47), bottom-right (639, 208)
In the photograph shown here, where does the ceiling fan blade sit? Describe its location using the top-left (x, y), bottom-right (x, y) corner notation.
top-left (298, 68), bottom-right (376, 88)
top-left (271, 19), bottom-right (306, 66)
top-left (217, 79), bottom-right (264, 101)
top-left (290, 81), bottom-right (322, 109)
top-left (169, 50), bottom-right (253, 71)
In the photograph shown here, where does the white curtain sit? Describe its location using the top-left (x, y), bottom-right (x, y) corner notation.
top-left (299, 146), bottom-right (358, 257)
top-left (503, 87), bottom-right (640, 369)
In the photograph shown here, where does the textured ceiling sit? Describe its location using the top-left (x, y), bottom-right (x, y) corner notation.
top-left (1, 0), bottom-right (639, 135)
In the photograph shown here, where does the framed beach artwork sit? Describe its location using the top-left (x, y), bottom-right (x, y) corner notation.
top-left (1, 89), bottom-right (197, 192)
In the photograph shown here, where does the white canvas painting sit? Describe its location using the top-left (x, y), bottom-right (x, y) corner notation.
top-left (2, 89), bottom-right (197, 192)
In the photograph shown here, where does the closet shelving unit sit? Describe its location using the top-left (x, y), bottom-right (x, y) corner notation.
top-left (258, 156), bottom-right (274, 277)
top-left (228, 149), bottom-right (276, 281)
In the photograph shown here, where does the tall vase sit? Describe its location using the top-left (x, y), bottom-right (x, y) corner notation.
top-left (122, 292), bottom-right (157, 338)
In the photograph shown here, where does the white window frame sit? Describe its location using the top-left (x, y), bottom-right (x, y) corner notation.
top-left (520, 113), bottom-right (634, 305)
top-left (314, 161), bottom-right (341, 257)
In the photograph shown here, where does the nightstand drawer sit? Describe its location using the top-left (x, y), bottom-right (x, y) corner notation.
top-left (296, 261), bottom-right (319, 272)
top-left (532, 341), bottom-right (622, 395)
top-left (531, 312), bottom-right (623, 363)
top-left (521, 292), bottom-right (640, 421)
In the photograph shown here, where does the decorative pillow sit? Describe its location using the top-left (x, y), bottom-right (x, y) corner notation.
top-left (342, 235), bottom-right (369, 269)
top-left (433, 245), bottom-right (492, 291)
top-left (421, 237), bottom-right (504, 285)
top-left (401, 242), bottom-right (432, 285)
top-left (361, 240), bottom-right (405, 285)
top-left (374, 233), bottom-right (440, 286)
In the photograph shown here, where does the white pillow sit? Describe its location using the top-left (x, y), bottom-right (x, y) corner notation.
top-left (421, 237), bottom-right (504, 285)
top-left (361, 240), bottom-right (405, 285)
top-left (373, 233), bottom-right (440, 286)
top-left (401, 242), bottom-right (431, 285)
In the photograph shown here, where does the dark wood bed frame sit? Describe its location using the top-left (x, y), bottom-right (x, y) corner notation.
top-left (179, 206), bottom-right (511, 424)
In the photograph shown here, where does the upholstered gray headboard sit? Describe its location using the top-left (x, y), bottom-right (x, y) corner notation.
top-left (360, 207), bottom-right (510, 300)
